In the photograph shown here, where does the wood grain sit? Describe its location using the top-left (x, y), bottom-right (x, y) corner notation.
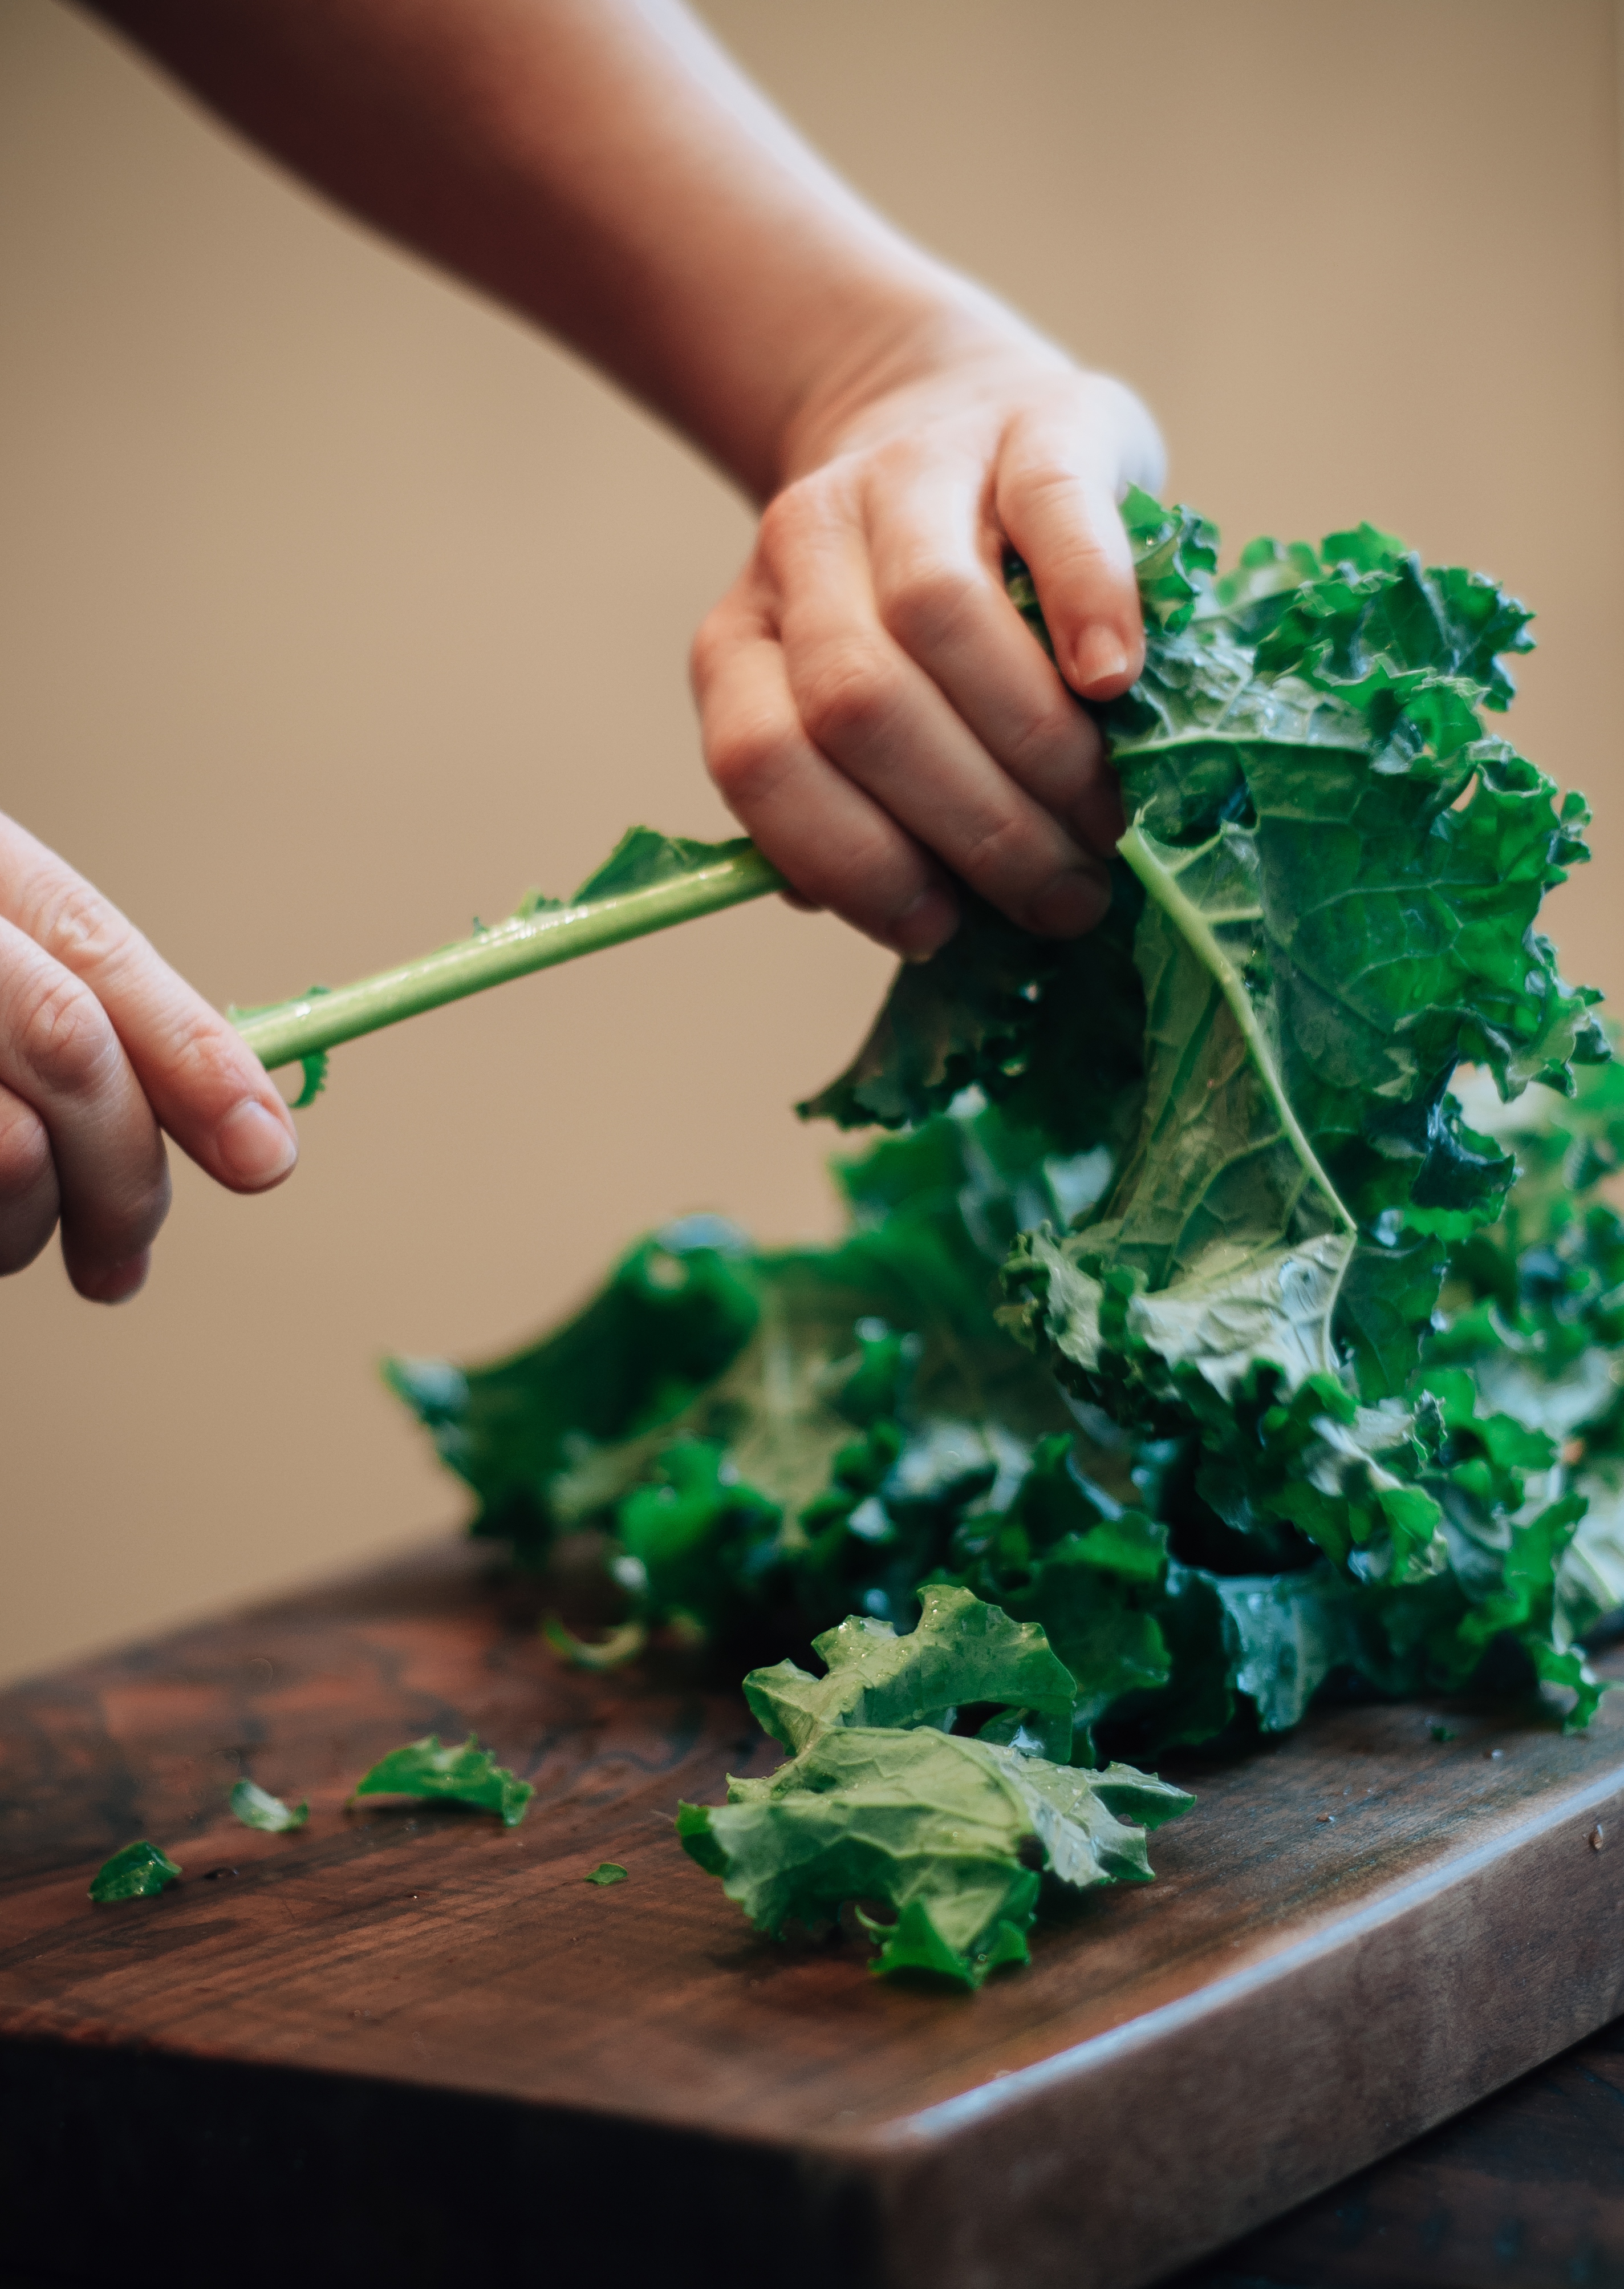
top-left (5, 1538), bottom-right (1624, 2289)
top-left (1176, 2010), bottom-right (1624, 2289)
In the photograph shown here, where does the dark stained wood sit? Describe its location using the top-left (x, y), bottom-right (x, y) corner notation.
top-left (1176, 2012), bottom-right (1624, 2289)
top-left (6, 1537), bottom-right (1624, 2289)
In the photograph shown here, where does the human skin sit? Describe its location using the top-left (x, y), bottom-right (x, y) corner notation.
top-left (1, 0), bottom-right (1162, 1300)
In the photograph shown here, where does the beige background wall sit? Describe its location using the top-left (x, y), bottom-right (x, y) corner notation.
top-left (1, 0), bottom-right (1621, 1682)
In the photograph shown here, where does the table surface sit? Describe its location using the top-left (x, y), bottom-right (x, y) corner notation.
top-left (5, 1538), bottom-right (1624, 2289)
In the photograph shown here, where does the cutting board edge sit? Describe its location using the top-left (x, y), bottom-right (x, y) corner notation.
top-left (833, 1760), bottom-right (1624, 2289)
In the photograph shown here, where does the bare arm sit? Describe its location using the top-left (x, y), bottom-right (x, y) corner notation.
top-left (80, 0), bottom-right (1164, 951)
top-left (6, 0), bottom-right (1160, 1302)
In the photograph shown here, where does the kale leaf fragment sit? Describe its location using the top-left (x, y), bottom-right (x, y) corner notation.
top-left (679, 1586), bottom-right (1191, 1987)
top-left (229, 1779), bottom-right (310, 1832)
top-left (90, 1840), bottom-right (182, 1902)
top-left (354, 1734), bottom-right (534, 1826)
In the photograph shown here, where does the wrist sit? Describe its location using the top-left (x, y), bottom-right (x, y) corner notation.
top-left (769, 269), bottom-right (1067, 491)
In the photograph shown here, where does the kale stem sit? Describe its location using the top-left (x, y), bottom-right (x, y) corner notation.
top-left (1116, 820), bottom-right (1357, 1237)
top-left (232, 841), bottom-right (784, 1073)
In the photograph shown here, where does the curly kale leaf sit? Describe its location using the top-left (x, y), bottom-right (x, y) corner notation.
top-left (353, 1733), bottom-right (534, 1826)
top-left (797, 868), bottom-right (1146, 1146)
top-left (745, 1582), bottom-right (1079, 1760)
top-left (391, 503), bottom-right (1615, 1749)
top-left (384, 1218), bottom-right (760, 1564)
top-left (1426, 1058), bottom-right (1624, 1656)
top-left (478, 1111), bottom-right (1082, 1646)
top-left (678, 1586), bottom-right (1190, 1988)
top-left (996, 504), bottom-right (1603, 1611)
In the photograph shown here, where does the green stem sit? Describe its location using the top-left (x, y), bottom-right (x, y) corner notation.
top-left (232, 842), bottom-right (784, 1073)
top-left (1116, 820), bottom-right (1357, 1237)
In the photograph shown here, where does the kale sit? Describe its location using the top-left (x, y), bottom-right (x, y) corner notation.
top-left (392, 495), bottom-right (1614, 1855)
top-left (90, 1841), bottom-right (182, 1902)
top-left (353, 1734), bottom-right (534, 1826)
top-left (677, 1586), bottom-right (1190, 1987)
top-left (229, 1779), bottom-right (310, 1832)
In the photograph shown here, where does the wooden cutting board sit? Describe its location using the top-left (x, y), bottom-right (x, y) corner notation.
top-left (3, 1538), bottom-right (1623, 2289)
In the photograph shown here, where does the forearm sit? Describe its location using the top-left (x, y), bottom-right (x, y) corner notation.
top-left (78, 0), bottom-right (1044, 499)
top-left (72, 0), bottom-right (1163, 981)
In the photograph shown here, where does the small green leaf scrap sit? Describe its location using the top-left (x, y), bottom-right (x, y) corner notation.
top-left (90, 1840), bottom-right (182, 1903)
top-left (353, 1733), bottom-right (534, 1826)
top-left (229, 1778), bottom-right (310, 1832)
top-left (542, 1615), bottom-right (648, 1671)
top-left (585, 1862), bottom-right (628, 1886)
top-left (291, 1048), bottom-right (329, 1109)
top-left (679, 1586), bottom-right (1191, 1990)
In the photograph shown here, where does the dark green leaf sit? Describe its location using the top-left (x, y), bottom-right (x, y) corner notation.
top-left (291, 1049), bottom-right (328, 1109)
top-left (90, 1840), bottom-right (182, 1902)
top-left (384, 1219), bottom-right (760, 1563)
top-left (571, 826), bottom-right (757, 904)
top-left (392, 501), bottom-right (1615, 1797)
top-left (744, 1582), bottom-right (1079, 1760)
top-left (354, 1733), bottom-right (533, 1826)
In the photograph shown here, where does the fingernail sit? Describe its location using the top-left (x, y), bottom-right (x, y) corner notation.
top-left (891, 888), bottom-right (960, 962)
top-left (1071, 625), bottom-right (1132, 696)
top-left (1026, 866), bottom-right (1110, 938)
top-left (217, 1098), bottom-right (298, 1187)
top-left (89, 1251), bottom-right (151, 1306)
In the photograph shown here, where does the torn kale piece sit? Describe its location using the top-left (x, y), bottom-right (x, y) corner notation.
top-left (679, 1587), bottom-right (1191, 1988)
top-left (745, 1583), bottom-right (1080, 1760)
top-left (354, 1734), bottom-right (534, 1826)
top-left (229, 1779), bottom-right (310, 1832)
top-left (90, 1841), bottom-right (182, 1902)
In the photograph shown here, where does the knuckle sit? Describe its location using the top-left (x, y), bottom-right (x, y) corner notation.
top-left (957, 807), bottom-right (1040, 890)
top-left (798, 649), bottom-right (898, 757)
top-left (33, 874), bottom-right (133, 977)
top-left (756, 481), bottom-right (817, 570)
top-left (14, 968), bottom-right (118, 1101)
top-left (757, 471), bottom-right (848, 586)
top-left (802, 827), bottom-right (923, 929)
top-left (1005, 702), bottom-right (1100, 792)
top-left (158, 1003), bottom-right (251, 1108)
top-left (707, 719), bottom-right (791, 811)
top-left (880, 562), bottom-right (981, 658)
top-left (689, 608), bottom-right (729, 694)
top-left (0, 1094), bottom-right (52, 1203)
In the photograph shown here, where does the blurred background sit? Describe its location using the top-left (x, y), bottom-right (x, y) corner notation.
top-left (1, 0), bottom-right (1620, 1682)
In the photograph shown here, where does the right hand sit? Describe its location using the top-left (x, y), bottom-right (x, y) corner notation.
top-left (0, 814), bottom-right (299, 1302)
top-left (693, 334), bottom-right (1163, 959)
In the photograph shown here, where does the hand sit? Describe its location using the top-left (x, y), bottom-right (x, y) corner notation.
top-left (692, 329), bottom-right (1164, 957)
top-left (0, 815), bottom-right (299, 1300)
